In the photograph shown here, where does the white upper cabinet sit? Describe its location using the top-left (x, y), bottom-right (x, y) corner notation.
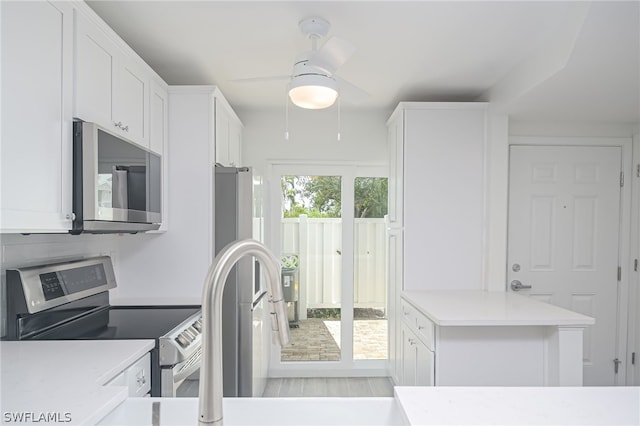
top-left (214, 96), bottom-right (243, 166)
top-left (73, 10), bottom-right (116, 130)
top-left (74, 10), bottom-right (149, 148)
top-left (149, 79), bottom-right (168, 156)
top-left (115, 56), bottom-right (149, 145)
top-left (149, 79), bottom-right (169, 230)
top-left (1, 1), bottom-right (74, 232)
top-left (1, 1), bottom-right (168, 233)
top-left (386, 111), bottom-right (404, 228)
top-left (388, 103), bottom-right (488, 291)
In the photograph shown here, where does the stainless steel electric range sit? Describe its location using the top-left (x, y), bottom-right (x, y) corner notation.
top-left (4, 256), bottom-right (202, 397)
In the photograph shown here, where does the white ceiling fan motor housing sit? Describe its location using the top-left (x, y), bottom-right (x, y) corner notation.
top-left (299, 17), bottom-right (330, 41)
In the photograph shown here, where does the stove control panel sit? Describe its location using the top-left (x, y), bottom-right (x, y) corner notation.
top-left (159, 312), bottom-right (203, 366)
top-left (174, 318), bottom-right (203, 348)
top-left (7, 256), bottom-right (117, 315)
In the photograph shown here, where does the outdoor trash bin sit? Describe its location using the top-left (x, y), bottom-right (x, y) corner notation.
top-left (281, 254), bottom-right (299, 327)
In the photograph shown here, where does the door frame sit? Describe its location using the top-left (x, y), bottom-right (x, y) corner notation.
top-left (265, 160), bottom-right (389, 377)
top-left (508, 136), bottom-right (634, 384)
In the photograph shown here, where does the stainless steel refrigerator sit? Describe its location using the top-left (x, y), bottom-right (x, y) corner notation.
top-left (215, 166), bottom-right (268, 397)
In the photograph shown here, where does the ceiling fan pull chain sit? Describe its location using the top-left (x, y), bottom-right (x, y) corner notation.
top-left (337, 96), bottom-right (341, 141)
top-left (284, 89), bottom-right (290, 141)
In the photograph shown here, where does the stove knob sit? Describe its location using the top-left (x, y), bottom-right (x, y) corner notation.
top-left (192, 321), bottom-right (202, 332)
top-left (175, 334), bottom-right (189, 348)
top-left (183, 329), bottom-right (196, 341)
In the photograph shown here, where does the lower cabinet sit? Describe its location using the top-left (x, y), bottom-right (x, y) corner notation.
top-left (397, 294), bottom-right (585, 387)
top-left (106, 352), bottom-right (151, 397)
top-left (401, 323), bottom-right (434, 386)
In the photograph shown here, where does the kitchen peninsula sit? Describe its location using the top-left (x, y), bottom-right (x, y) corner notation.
top-left (2, 338), bottom-right (637, 426)
top-left (1, 340), bottom-right (154, 425)
top-left (401, 290), bottom-right (595, 386)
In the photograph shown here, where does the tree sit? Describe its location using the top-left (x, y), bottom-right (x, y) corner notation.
top-left (354, 177), bottom-right (388, 218)
top-left (303, 176), bottom-right (341, 217)
top-left (281, 175), bottom-right (388, 219)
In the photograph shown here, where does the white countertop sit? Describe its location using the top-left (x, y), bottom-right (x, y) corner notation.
top-left (99, 397), bottom-right (404, 425)
top-left (1, 340), bottom-right (155, 426)
top-left (403, 290), bottom-right (595, 326)
top-left (395, 386), bottom-right (640, 425)
top-left (98, 387), bottom-right (640, 426)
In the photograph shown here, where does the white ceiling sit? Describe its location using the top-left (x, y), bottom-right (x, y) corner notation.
top-left (86, 1), bottom-right (639, 124)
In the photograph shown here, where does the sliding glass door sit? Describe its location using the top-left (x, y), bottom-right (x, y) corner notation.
top-left (269, 164), bottom-right (388, 375)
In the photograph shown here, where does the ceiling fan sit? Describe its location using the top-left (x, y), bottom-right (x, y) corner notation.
top-left (233, 17), bottom-right (369, 109)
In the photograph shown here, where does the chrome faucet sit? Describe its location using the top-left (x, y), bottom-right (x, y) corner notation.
top-left (198, 239), bottom-right (290, 425)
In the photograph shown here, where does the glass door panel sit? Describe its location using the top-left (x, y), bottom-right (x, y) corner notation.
top-left (280, 175), bottom-right (342, 362)
top-left (353, 177), bottom-right (388, 360)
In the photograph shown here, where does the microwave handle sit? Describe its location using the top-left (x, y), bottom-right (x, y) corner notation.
top-left (112, 166), bottom-right (128, 209)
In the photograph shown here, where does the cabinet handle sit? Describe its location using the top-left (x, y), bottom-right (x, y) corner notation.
top-left (114, 122), bottom-right (129, 132)
top-left (417, 325), bottom-right (425, 330)
top-left (408, 338), bottom-right (416, 346)
top-left (137, 375), bottom-right (146, 386)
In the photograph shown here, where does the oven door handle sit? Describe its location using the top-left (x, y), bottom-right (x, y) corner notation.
top-left (173, 349), bottom-right (201, 382)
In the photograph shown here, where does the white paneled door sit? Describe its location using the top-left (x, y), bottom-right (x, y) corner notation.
top-left (507, 145), bottom-right (622, 386)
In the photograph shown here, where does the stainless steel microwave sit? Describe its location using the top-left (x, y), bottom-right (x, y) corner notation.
top-left (71, 122), bottom-right (161, 234)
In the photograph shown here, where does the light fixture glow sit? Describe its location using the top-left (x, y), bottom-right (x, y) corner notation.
top-left (288, 74), bottom-right (338, 109)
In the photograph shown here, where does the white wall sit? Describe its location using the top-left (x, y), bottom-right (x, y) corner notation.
top-left (112, 88), bottom-right (215, 305)
top-left (510, 120), bottom-right (638, 138)
top-left (237, 107), bottom-right (389, 171)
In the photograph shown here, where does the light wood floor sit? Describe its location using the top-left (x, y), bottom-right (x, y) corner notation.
top-left (177, 376), bottom-right (395, 398)
top-left (262, 377), bottom-right (394, 398)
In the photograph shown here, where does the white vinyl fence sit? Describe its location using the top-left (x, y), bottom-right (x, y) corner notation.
top-left (281, 215), bottom-right (387, 319)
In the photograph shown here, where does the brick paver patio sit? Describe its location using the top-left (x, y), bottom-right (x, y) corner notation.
top-left (281, 318), bottom-right (388, 361)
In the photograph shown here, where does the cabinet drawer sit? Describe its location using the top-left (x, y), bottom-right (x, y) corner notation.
top-left (415, 312), bottom-right (435, 351)
top-left (106, 352), bottom-right (151, 397)
top-left (400, 299), bottom-right (416, 326)
top-left (401, 298), bottom-right (435, 351)
top-left (127, 352), bottom-right (151, 397)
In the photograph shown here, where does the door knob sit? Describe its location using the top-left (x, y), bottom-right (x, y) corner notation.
top-left (510, 280), bottom-right (532, 291)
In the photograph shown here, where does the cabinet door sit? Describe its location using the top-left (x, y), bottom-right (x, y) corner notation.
top-left (416, 341), bottom-right (435, 386)
top-left (228, 119), bottom-right (242, 166)
top-left (387, 112), bottom-right (404, 226)
top-left (403, 107), bottom-right (486, 290)
top-left (149, 79), bottom-right (168, 231)
top-left (402, 323), bottom-right (435, 386)
top-left (74, 11), bottom-right (117, 127)
top-left (149, 80), bottom-right (168, 155)
top-left (215, 98), bottom-right (231, 165)
top-left (75, 12), bottom-right (150, 148)
top-left (115, 56), bottom-right (149, 147)
top-left (1, 1), bottom-right (73, 232)
top-left (401, 324), bottom-right (417, 385)
top-left (387, 226), bottom-right (403, 384)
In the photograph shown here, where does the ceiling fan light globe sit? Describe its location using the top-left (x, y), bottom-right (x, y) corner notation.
top-left (288, 74), bottom-right (338, 109)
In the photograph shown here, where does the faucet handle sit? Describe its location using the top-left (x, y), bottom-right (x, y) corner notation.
top-left (269, 296), bottom-right (290, 346)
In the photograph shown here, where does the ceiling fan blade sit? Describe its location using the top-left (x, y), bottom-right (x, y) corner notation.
top-left (308, 36), bottom-right (356, 75)
top-left (229, 75), bottom-right (291, 83)
top-left (335, 76), bottom-right (369, 105)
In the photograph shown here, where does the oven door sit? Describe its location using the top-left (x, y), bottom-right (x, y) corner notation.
top-left (160, 347), bottom-right (201, 397)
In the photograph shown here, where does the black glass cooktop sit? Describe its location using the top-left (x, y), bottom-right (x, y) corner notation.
top-left (29, 306), bottom-right (200, 340)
